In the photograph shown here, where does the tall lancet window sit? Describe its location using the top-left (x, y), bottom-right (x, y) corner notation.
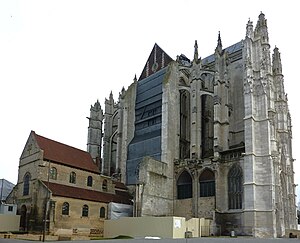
top-left (179, 90), bottom-right (190, 159)
top-left (110, 112), bottom-right (118, 176)
top-left (201, 94), bottom-right (214, 158)
top-left (177, 170), bottom-right (192, 199)
top-left (199, 169), bottom-right (215, 197)
top-left (228, 164), bottom-right (243, 209)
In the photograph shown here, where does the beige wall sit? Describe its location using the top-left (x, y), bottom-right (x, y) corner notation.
top-left (0, 215), bottom-right (20, 232)
top-left (53, 196), bottom-right (106, 233)
top-left (104, 216), bottom-right (212, 239)
top-left (104, 216), bottom-right (186, 239)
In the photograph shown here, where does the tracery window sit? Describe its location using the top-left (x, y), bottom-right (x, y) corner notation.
top-left (199, 169), bottom-right (215, 197)
top-left (50, 167), bottom-right (57, 180)
top-left (228, 164), bottom-right (243, 209)
top-left (62, 202), bottom-right (69, 215)
top-left (82, 205), bottom-right (89, 217)
top-left (177, 170), bottom-right (192, 199)
top-left (23, 172), bottom-right (31, 196)
top-left (100, 207), bottom-right (106, 218)
top-left (87, 176), bottom-right (93, 187)
top-left (201, 94), bottom-right (214, 158)
top-left (69, 172), bottom-right (76, 184)
top-left (179, 90), bottom-right (190, 159)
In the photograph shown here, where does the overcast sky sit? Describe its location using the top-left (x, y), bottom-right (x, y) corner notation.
top-left (0, 0), bottom-right (299, 202)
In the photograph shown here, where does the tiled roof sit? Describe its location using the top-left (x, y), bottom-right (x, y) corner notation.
top-left (32, 131), bottom-right (99, 174)
top-left (45, 181), bottom-right (132, 205)
top-left (138, 43), bottom-right (173, 81)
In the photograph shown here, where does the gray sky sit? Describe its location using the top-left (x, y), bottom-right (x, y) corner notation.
top-left (0, 0), bottom-right (299, 201)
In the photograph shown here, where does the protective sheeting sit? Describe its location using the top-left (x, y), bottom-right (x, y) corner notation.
top-left (108, 202), bottom-right (133, 220)
top-left (0, 179), bottom-right (15, 201)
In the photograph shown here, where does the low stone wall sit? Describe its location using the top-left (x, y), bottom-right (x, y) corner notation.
top-left (0, 214), bottom-right (20, 232)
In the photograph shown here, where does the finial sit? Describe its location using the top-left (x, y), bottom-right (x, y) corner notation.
top-left (193, 40), bottom-right (198, 63)
top-left (133, 74), bottom-right (137, 82)
top-left (217, 31), bottom-right (222, 48)
top-left (216, 31), bottom-right (223, 54)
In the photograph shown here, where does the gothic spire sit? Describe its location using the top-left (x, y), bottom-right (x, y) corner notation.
top-left (272, 46), bottom-right (282, 75)
top-left (246, 18), bottom-right (254, 39)
top-left (255, 12), bottom-right (269, 44)
top-left (193, 40), bottom-right (199, 63)
top-left (216, 31), bottom-right (223, 54)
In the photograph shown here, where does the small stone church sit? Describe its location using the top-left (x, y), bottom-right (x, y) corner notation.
top-left (86, 12), bottom-right (297, 237)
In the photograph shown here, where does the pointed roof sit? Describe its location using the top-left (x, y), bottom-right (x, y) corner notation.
top-left (32, 131), bottom-right (100, 174)
top-left (138, 43), bottom-right (173, 81)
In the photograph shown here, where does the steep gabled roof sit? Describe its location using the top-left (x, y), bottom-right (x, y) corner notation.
top-left (138, 43), bottom-right (173, 81)
top-left (45, 181), bottom-right (132, 205)
top-left (32, 131), bottom-right (99, 174)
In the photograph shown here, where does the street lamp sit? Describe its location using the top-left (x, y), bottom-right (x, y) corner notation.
top-left (39, 161), bottom-right (50, 242)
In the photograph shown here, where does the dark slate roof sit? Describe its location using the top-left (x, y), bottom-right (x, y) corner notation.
top-left (45, 181), bottom-right (132, 205)
top-left (32, 131), bottom-right (100, 174)
top-left (202, 41), bottom-right (242, 64)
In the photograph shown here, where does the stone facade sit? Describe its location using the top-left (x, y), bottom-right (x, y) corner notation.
top-left (94, 13), bottom-right (297, 238)
top-left (6, 131), bottom-right (131, 235)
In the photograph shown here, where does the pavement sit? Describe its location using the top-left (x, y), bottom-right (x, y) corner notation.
top-left (0, 237), bottom-right (299, 243)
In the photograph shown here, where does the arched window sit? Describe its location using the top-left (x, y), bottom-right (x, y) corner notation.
top-left (82, 205), bottom-right (89, 217)
top-left (50, 167), bottom-right (57, 180)
top-left (62, 202), bottom-right (69, 215)
top-left (87, 176), bottom-right (93, 187)
top-left (69, 172), bottom-right (76, 184)
top-left (199, 169), bottom-right (215, 197)
top-left (228, 164), bottom-right (243, 209)
top-left (177, 170), bottom-right (192, 199)
top-left (102, 179), bottom-right (107, 192)
top-left (100, 207), bottom-right (105, 218)
top-left (23, 172), bottom-right (31, 196)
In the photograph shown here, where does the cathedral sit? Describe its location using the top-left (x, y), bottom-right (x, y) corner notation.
top-left (86, 12), bottom-right (297, 238)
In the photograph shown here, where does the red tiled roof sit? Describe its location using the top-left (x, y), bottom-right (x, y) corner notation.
top-left (33, 131), bottom-right (99, 174)
top-left (45, 181), bottom-right (132, 205)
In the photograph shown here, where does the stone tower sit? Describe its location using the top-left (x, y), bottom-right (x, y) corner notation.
top-left (87, 100), bottom-right (103, 169)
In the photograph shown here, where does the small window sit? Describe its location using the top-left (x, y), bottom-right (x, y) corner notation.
top-left (82, 205), bottom-right (89, 217)
top-left (23, 172), bottom-right (31, 196)
top-left (50, 167), bottom-right (57, 180)
top-left (8, 206), bottom-right (13, 212)
top-left (62, 202), bottom-right (69, 215)
top-left (87, 176), bottom-right (93, 187)
top-left (102, 179), bottom-right (107, 192)
top-left (69, 172), bottom-right (76, 184)
top-left (100, 207), bottom-right (105, 218)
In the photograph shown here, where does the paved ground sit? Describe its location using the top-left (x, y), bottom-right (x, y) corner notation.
top-left (0, 237), bottom-right (299, 243)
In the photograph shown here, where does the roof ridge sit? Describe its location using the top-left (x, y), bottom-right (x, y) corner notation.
top-left (34, 132), bottom-right (87, 153)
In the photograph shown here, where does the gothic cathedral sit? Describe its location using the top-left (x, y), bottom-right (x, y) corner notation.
top-left (87, 13), bottom-right (297, 237)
